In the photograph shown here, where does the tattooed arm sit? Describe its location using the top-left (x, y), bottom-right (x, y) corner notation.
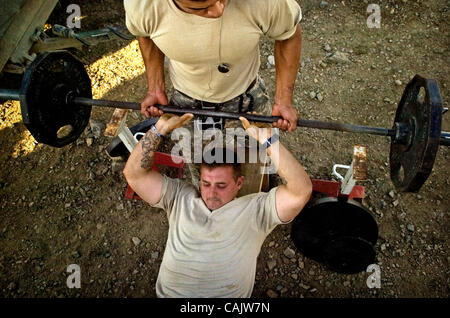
top-left (123, 113), bottom-right (194, 205)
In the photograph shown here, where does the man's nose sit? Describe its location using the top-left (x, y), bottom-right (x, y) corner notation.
top-left (207, 1), bottom-right (224, 18)
top-left (210, 186), bottom-right (220, 196)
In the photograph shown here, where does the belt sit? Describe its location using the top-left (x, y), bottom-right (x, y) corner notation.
top-left (189, 78), bottom-right (257, 111)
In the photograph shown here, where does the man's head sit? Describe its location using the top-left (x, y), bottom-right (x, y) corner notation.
top-left (199, 147), bottom-right (244, 210)
top-left (173, 0), bottom-right (227, 18)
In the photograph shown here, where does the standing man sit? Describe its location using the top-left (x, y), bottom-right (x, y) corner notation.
top-left (124, 0), bottom-right (302, 132)
top-left (123, 113), bottom-right (312, 297)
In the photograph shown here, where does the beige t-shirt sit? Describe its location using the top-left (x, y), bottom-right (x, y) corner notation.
top-left (124, 0), bottom-right (302, 103)
top-left (152, 175), bottom-right (286, 298)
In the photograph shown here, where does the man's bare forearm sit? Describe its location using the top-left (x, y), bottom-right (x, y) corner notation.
top-left (123, 128), bottom-right (163, 178)
top-left (122, 114), bottom-right (192, 205)
top-left (122, 127), bottom-right (165, 206)
top-left (138, 36), bottom-right (166, 93)
top-left (274, 24), bottom-right (302, 105)
top-left (140, 131), bottom-right (162, 169)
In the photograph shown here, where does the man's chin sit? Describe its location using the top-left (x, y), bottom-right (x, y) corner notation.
top-left (206, 200), bottom-right (223, 211)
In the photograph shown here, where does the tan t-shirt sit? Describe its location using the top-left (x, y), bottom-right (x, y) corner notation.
top-left (152, 175), bottom-right (286, 298)
top-left (124, 0), bottom-right (302, 103)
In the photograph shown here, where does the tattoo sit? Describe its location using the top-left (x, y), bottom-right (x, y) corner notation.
top-left (140, 130), bottom-right (162, 169)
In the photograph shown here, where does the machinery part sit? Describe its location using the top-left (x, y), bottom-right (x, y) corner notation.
top-left (18, 51), bottom-right (91, 147)
top-left (0, 0), bottom-right (59, 72)
top-left (389, 75), bottom-right (442, 191)
top-left (290, 196), bottom-right (378, 273)
top-left (0, 51), bottom-right (448, 191)
top-left (51, 24), bottom-right (134, 47)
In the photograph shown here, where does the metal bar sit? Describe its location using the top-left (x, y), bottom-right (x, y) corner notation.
top-left (1, 92), bottom-right (447, 145)
top-left (52, 24), bottom-right (134, 46)
top-left (295, 119), bottom-right (394, 137)
top-left (117, 125), bottom-right (137, 153)
top-left (73, 97), bottom-right (396, 137)
top-left (441, 131), bottom-right (450, 138)
top-left (0, 89), bottom-right (20, 101)
top-left (440, 135), bottom-right (450, 146)
top-left (73, 97), bottom-right (140, 110)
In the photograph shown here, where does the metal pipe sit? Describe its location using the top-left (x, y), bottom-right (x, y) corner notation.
top-left (440, 132), bottom-right (450, 146)
top-left (73, 97), bottom-right (396, 137)
top-left (74, 97), bottom-right (140, 110)
top-left (1, 92), bottom-right (447, 144)
top-left (441, 131), bottom-right (450, 139)
top-left (0, 89), bottom-right (20, 101)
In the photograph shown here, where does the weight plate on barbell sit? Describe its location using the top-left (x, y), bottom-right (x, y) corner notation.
top-left (290, 197), bottom-right (378, 264)
top-left (390, 75), bottom-right (442, 192)
top-left (19, 51), bottom-right (92, 147)
top-left (323, 236), bottom-right (376, 274)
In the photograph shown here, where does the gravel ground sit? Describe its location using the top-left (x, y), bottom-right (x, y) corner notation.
top-left (0, 0), bottom-right (449, 299)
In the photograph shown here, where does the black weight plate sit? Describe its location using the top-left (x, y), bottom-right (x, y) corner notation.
top-left (323, 236), bottom-right (376, 274)
top-left (290, 197), bottom-right (378, 263)
top-left (19, 51), bottom-right (92, 147)
top-left (106, 117), bottom-right (159, 157)
top-left (390, 75), bottom-right (442, 192)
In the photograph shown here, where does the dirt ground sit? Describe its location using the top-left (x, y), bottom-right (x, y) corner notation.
top-left (0, 0), bottom-right (448, 299)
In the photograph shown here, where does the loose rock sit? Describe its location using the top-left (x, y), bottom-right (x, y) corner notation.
top-left (111, 158), bottom-right (125, 173)
top-left (319, 1), bottom-right (328, 8)
top-left (283, 247), bottom-right (296, 259)
top-left (151, 252), bottom-right (159, 260)
top-left (327, 51), bottom-right (351, 64)
top-left (266, 289), bottom-right (278, 298)
top-left (267, 259), bottom-right (277, 271)
top-left (90, 120), bottom-right (105, 139)
top-left (299, 283), bottom-right (310, 290)
top-left (86, 137), bottom-right (94, 147)
top-left (132, 237), bottom-right (141, 246)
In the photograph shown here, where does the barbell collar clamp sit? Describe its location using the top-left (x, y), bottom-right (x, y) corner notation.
top-left (393, 122), bottom-right (412, 146)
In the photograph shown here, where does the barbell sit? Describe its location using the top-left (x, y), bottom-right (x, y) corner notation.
top-left (0, 51), bottom-right (448, 192)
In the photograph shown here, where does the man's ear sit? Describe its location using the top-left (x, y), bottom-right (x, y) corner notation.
top-left (236, 176), bottom-right (245, 190)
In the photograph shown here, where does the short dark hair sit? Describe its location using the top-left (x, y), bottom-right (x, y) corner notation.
top-left (199, 147), bottom-right (242, 180)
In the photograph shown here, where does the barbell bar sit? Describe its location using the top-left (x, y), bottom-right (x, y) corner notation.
top-left (73, 96), bottom-right (396, 136)
top-left (2, 89), bottom-right (448, 145)
top-left (71, 96), bottom-right (450, 146)
top-left (1, 51), bottom-right (448, 192)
